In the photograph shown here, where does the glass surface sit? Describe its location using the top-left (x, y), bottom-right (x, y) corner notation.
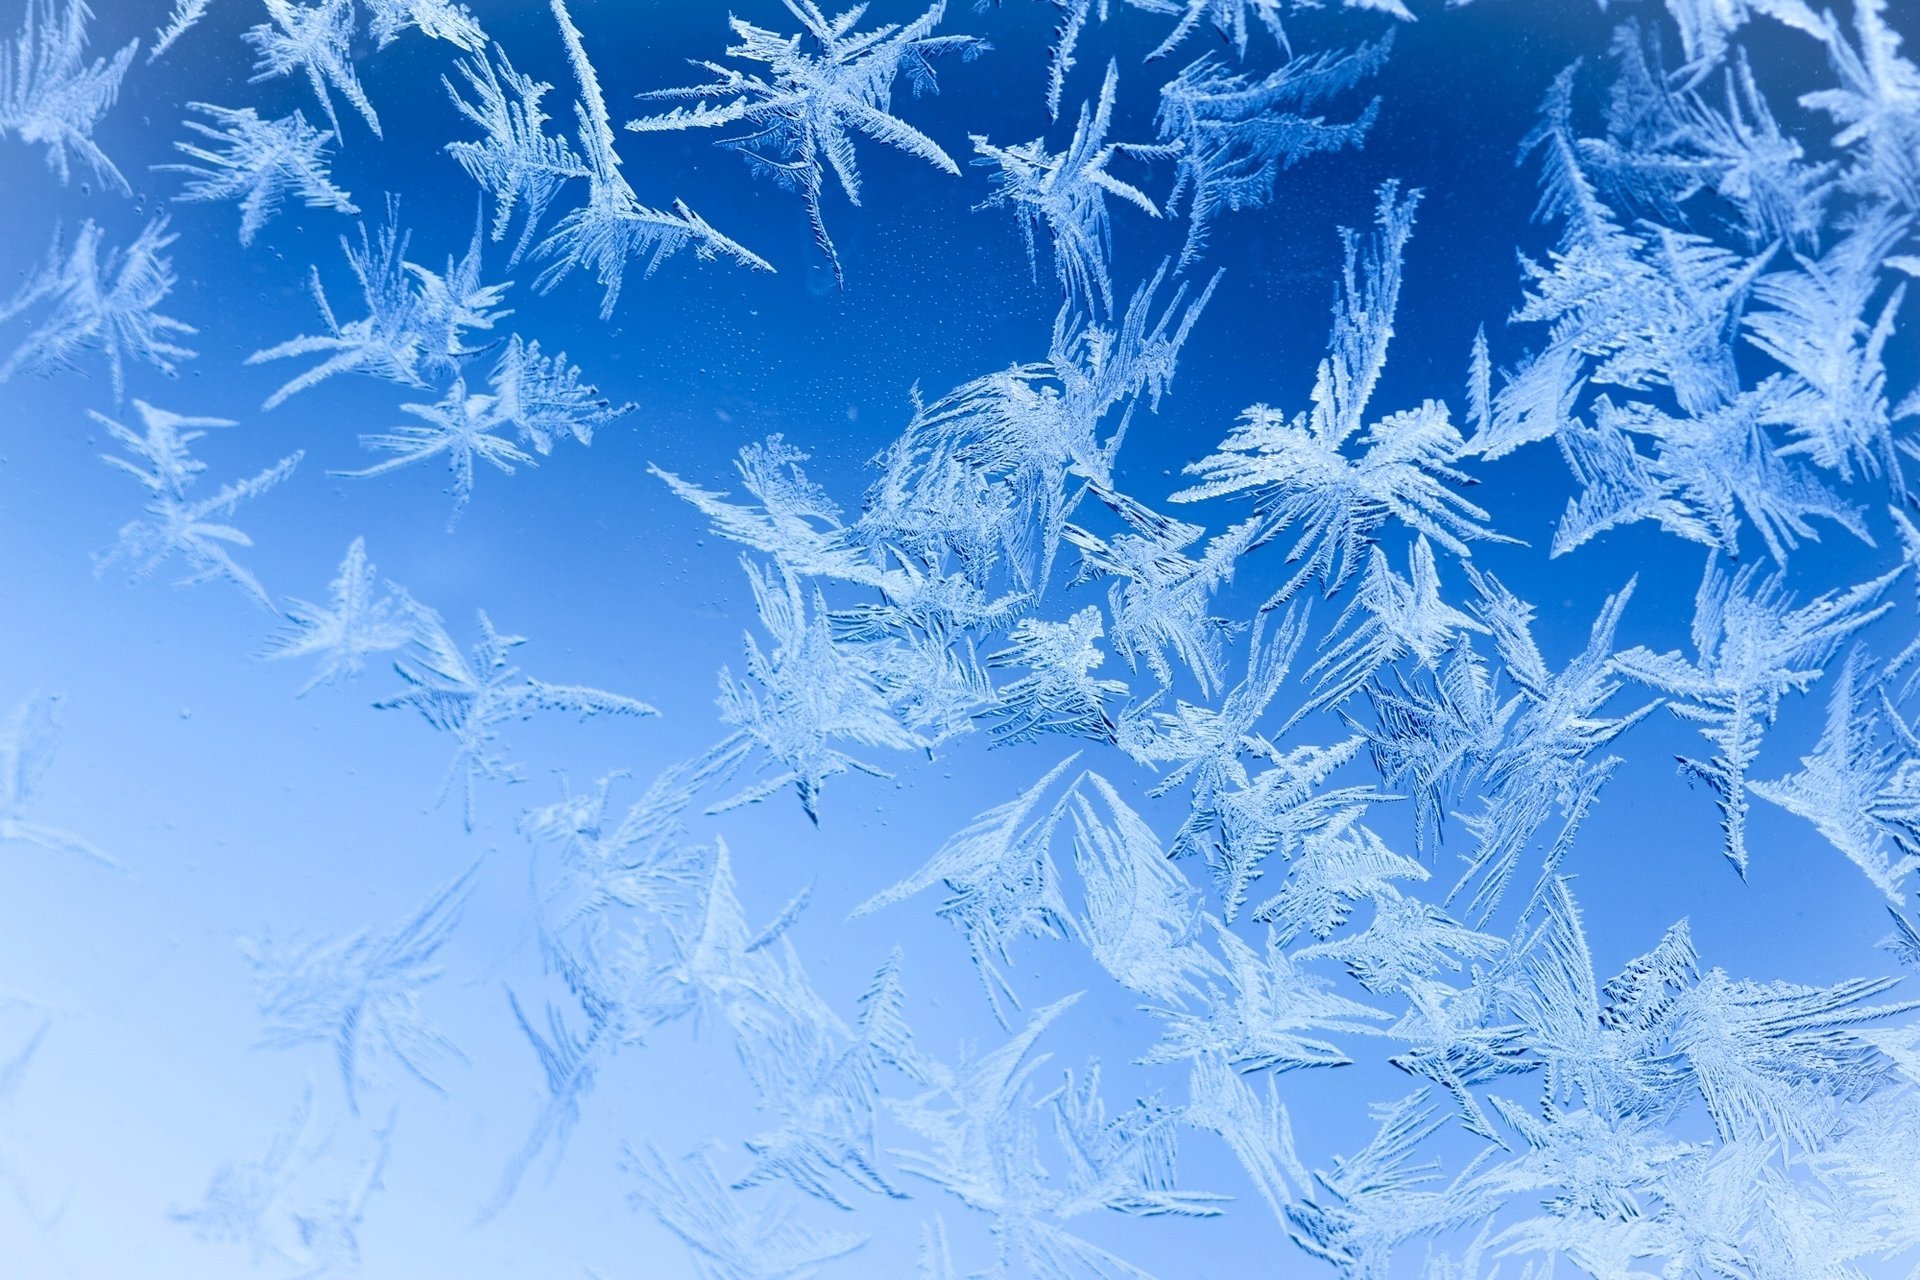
top-left (1, 0), bottom-right (1918, 1276)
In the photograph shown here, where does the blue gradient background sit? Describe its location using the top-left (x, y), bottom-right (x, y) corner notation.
top-left (0, 0), bottom-right (1912, 1276)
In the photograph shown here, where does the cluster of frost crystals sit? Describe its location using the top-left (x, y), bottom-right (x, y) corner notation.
top-left (244, 196), bottom-right (629, 514)
top-left (621, 0), bottom-right (1920, 1258)
top-left (4, 0), bottom-right (1920, 1276)
top-left (224, 0), bottom-right (484, 138)
top-left (1615, 560), bottom-right (1900, 875)
top-left (249, 205), bottom-right (509, 408)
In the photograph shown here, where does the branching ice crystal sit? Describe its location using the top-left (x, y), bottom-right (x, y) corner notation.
top-left (246, 0), bottom-right (380, 140)
top-left (630, 0), bottom-right (985, 284)
top-left (0, 695), bottom-right (121, 872)
top-left (1156, 39), bottom-right (1387, 265)
top-left (1173, 183), bottom-right (1511, 603)
top-left (0, 0), bottom-right (134, 191)
top-left (242, 865), bottom-right (475, 1112)
top-left (259, 538), bottom-right (419, 696)
top-left (444, 44), bottom-right (587, 265)
top-left (1615, 558), bottom-right (1899, 874)
top-left (1750, 646), bottom-right (1920, 902)
top-left (377, 601), bottom-right (657, 827)
top-left (249, 207), bottom-right (510, 409)
top-left (537, 0), bottom-right (770, 319)
top-left (161, 103), bottom-right (357, 247)
top-left (91, 400), bottom-right (301, 611)
top-left (973, 63), bottom-right (1178, 315)
top-left (0, 218), bottom-right (196, 403)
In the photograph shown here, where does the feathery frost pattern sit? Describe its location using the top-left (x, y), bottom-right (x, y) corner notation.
top-left (534, 0), bottom-right (769, 318)
top-left (629, 0), bottom-right (985, 284)
top-left (162, 103), bottom-right (357, 246)
top-left (0, 694), bottom-right (120, 871)
top-left (973, 62), bottom-right (1178, 315)
top-left (0, 0), bottom-right (135, 191)
top-left (377, 602), bottom-right (656, 827)
top-left (4, 0), bottom-right (1920, 1276)
top-left (1, 217), bottom-right (195, 401)
top-left (248, 204), bottom-right (511, 409)
top-left (1173, 182), bottom-right (1511, 603)
top-left (91, 399), bottom-right (301, 610)
top-left (243, 865), bottom-right (475, 1112)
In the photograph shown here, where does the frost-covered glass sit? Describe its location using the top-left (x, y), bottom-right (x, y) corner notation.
top-left (3, 0), bottom-right (1919, 1276)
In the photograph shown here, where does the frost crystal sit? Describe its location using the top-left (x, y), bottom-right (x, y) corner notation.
top-left (0, 218), bottom-right (196, 403)
top-left (986, 607), bottom-right (1127, 746)
top-left (92, 400), bottom-right (301, 611)
top-left (173, 1088), bottom-right (394, 1276)
top-left (1300, 536), bottom-right (1486, 726)
top-left (1751, 647), bottom-right (1920, 902)
top-left (854, 757), bottom-right (1078, 1024)
top-left (1173, 183), bottom-right (1510, 602)
top-left (1061, 771), bottom-right (1212, 1003)
top-left (249, 207), bottom-right (510, 409)
top-left (702, 561), bottom-right (925, 822)
top-left (377, 602), bottom-right (657, 827)
top-left (1156, 40), bottom-right (1387, 265)
top-left (364, 0), bottom-right (483, 51)
top-left (444, 44), bottom-right (586, 265)
top-left (152, 0), bottom-right (213, 61)
top-left (630, 0), bottom-right (985, 283)
top-left (242, 865), bottom-right (475, 1111)
top-left (1064, 485), bottom-right (1260, 698)
top-left (972, 63), bottom-right (1179, 315)
top-left (0, 695), bottom-right (121, 872)
top-left (0, 0), bottom-right (134, 191)
top-left (259, 538), bottom-right (418, 695)
top-left (162, 103), bottom-right (356, 247)
top-left (537, 0), bottom-right (770, 319)
top-left (1442, 570), bottom-right (1656, 920)
top-left (1615, 559), bottom-right (1899, 874)
top-left (335, 378), bottom-right (537, 525)
top-left (870, 264), bottom-right (1215, 593)
top-left (245, 0), bottom-right (380, 140)
top-left (626, 1143), bottom-right (866, 1280)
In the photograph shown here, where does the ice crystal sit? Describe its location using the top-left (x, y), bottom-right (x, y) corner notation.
top-left (1173, 183), bottom-right (1510, 602)
top-left (242, 865), bottom-right (475, 1112)
top-left (1615, 559), bottom-right (1899, 874)
top-left (972, 63), bottom-right (1178, 315)
top-left (536, 0), bottom-right (770, 319)
top-left (0, 0), bottom-right (135, 191)
top-left (0, 218), bottom-right (196, 402)
top-left (92, 400), bottom-right (301, 610)
top-left (629, 0), bottom-right (985, 283)
top-left (377, 601), bottom-right (657, 827)
top-left (259, 538), bottom-right (419, 695)
top-left (0, 694), bottom-right (121, 872)
top-left (161, 103), bottom-right (356, 247)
